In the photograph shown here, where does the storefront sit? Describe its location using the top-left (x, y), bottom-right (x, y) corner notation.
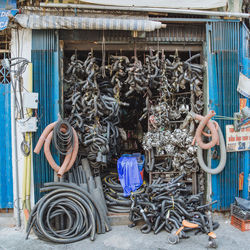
top-left (8, 5), bottom-right (249, 232)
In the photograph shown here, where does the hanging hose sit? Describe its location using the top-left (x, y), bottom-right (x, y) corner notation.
top-left (52, 120), bottom-right (74, 155)
top-left (26, 182), bottom-right (110, 243)
top-left (34, 120), bottom-right (79, 177)
top-left (197, 126), bottom-right (226, 175)
top-left (191, 111), bottom-right (219, 149)
top-left (190, 110), bottom-right (227, 174)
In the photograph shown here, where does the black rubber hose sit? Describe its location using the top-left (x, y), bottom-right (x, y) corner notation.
top-left (26, 187), bottom-right (96, 243)
top-left (52, 120), bottom-right (74, 155)
top-left (154, 220), bottom-right (166, 234)
top-left (42, 182), bottom-right (108, 232)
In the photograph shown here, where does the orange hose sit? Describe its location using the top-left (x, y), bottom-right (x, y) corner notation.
top-left (192, 111), bottom-right (219, 149)
top-left (44, 131), bottom-right (72, 173)
top-left (34, 121), bottom-right (78, 177)
top-left (34, 122), bottom-right (57, 154)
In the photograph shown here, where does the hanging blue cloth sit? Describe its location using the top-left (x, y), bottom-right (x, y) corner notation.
top-left (117, 156), bottom-right (143, 197)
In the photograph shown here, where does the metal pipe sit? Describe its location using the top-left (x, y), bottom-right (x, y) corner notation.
top-left (39, 3), bottom-right (250, 18)
top-left (149, 18), bottom-right (241, 23)
top-left (22, 63), bottom-right (33, 215)
top-left (12, 76), bottom-right (21, 227)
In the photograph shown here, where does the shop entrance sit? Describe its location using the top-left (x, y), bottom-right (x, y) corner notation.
top-left (59, 27), bottom-right (206, 213)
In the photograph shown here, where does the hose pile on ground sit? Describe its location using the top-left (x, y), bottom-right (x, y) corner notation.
top-left (129, 174), bottom-right (219, 238)
top-left (26, 182), bottom-right (110, 243)
top-left (102, 172), bottom-right (145, 213)
top-left (34, 120), bottom-right (79, 177)
top-left (66, 158), bottom-right (110, 227)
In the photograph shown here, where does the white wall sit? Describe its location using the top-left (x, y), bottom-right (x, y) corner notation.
top-left (10, 28), bottom-right (34, 227)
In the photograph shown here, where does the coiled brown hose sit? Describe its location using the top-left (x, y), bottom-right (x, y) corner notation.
top-left (191, 111), bottom-right (219, 149)
top-left (190, 111), bottom-right (227, 174)
top-left (34, 121), bottom-right (79, 177)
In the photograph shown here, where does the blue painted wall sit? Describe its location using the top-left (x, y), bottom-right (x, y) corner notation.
top-left (240, 23), bottom-right (250, 199)
top-left (0, 82), bottom-right (13, 208)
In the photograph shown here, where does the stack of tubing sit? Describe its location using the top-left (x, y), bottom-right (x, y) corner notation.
top-left (191, 110), bottom-right (226, 174)
top-left (25, 182), bottom-right (110, 243)
top-left (34, 121), bottom-right (79, 177)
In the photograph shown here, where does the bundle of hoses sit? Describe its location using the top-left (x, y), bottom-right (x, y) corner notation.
top-left (129, 174), bottom-right (219, 238)
top-left (191, 110), bottom-right (227, 174)
top-left (26, 182), bottom-right (111, 243)
top-left (66, 158), bottom-right (110, 222)
top-left (34, 120), bottom-right (79, 177)
top-left (102, 172), bottom-right (145, 213)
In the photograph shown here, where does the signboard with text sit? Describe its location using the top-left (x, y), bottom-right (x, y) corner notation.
top-left (0, 9), bottom-right (18, 30)
top-left (226, 125), bottom-right (250, 152)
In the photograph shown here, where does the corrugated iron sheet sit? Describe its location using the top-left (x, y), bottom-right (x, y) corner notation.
top-left (32, 30), bottom-right (59, 202)
top-left (59, 24), bottom-right (205, 43)
top-left (0, 82), bottom-right (13, 208)
top-left (146, 24), bottom-right (205, 43)
top-left (206, 21), bottom-right (249, 210)
top-left (239, 23), bottom-right (250, 199)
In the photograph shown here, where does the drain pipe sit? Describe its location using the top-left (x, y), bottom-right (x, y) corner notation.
top-left (39, 3), bottom-right (250, 19)
top-left (12, 75), bottom-right (21, 228)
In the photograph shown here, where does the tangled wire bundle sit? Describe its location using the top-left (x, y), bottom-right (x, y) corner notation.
top-left (26, 182), bottom-right (110, 243)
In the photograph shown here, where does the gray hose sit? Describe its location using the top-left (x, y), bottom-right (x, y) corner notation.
top-left (197, 126), bottom-right (226, 174)
top-left (25, 184), bottom-right (101, 243)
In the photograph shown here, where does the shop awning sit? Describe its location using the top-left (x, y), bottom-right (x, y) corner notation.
top-left (15, 14), bottom-right (165, 31)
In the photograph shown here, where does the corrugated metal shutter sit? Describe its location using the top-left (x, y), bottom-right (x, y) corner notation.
top-left (0, 82), bottom-right (13, 208)
top-left (59, 24), bottom-right (205, 43)
top-left (32, 30), bottom-right (59, 202)
top-left (240, 23), bottom-right (250, 78)
top-left (206, 21), bottom-right (249, 210)
top-left (239, 23), bottom-right (250, 199)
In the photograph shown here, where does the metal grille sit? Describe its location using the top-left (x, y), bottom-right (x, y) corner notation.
top-left (0, 61), bottom-right (11, 84)
top-left (0, 30), bottom-right (11, 85)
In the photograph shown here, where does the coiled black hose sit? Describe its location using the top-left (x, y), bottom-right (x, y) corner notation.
top-left (26, 182), bottom-right (109, 244)
top-left (52, 120), bottom-right (74, 155)
top-left (102, 172), bottom-right (145, 213)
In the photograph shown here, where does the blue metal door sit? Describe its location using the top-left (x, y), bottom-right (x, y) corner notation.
top-left (206, 21), bottom-right (249, 210)
top-left (32, 30), bottom-right (59, 202)
top-left (0, 82), bottom-right (13, 208)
